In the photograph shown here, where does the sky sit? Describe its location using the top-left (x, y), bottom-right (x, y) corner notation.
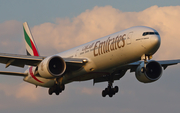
top-left (1, 0), bottom-right (180, 113)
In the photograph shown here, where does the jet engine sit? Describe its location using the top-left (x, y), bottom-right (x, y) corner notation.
top-left (135, 60), bottom-right (162, 83)
top-left (37, 56), bottom-right (66, 78)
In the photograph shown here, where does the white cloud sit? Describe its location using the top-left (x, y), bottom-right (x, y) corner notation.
top-left (0, 20), bottom-right (23, 54)
top-left (0, 82), bottom-right (45, 102)
top-left (15, 83), bottom-right (43, 101)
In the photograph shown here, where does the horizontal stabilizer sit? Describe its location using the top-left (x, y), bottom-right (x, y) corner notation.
top-left (0, 71), bottom-right (27, 76)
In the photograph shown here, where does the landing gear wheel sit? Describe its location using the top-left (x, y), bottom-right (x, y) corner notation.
top-left (60, 84), bottom-right (65, 91)
top-left (55, 91), bottom-right (60, 95)
top-left (102, 85), bottom-right (119, 97)
top-left (102, 90), bottom-right (107, 97)
top-left (48, 88), bottom-right (53, 95)
top-left (114, 86), bottom-right (119, 93)
top-left (48, 84), bottom-right (65, 95)
top-left (108, 89), bottom-right (114, 97)
top-left (108, 93), bottom-right (113, 97)
top-left (55, 89), bottom-right (61, 95)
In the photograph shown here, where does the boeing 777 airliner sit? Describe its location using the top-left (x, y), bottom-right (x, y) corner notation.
top-left (0, 22), bottom-right (180, 97)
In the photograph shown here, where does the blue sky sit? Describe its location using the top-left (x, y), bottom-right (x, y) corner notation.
top-left (1, 0), bottom-right (180, 26)
top-left (1, 0), bottom-right (180, 113)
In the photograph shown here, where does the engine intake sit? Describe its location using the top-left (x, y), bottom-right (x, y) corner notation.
top-left (38, 56), bottom-right (66, 78)
top-left (48, 57), bottom-right (65, 75)
top-left (135, 60), bottom-right (162, 83)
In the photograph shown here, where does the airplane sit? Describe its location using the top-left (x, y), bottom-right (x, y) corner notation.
top-left (0, 22), bottom-right (180, 97)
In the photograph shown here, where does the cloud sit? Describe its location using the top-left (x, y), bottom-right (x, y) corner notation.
top-left (0, 20), bottom-right (23, 54)
top-left (15, 83), bottom-right (44, 101)
top-left (72, 85), bottom-right (101, 95)
top-left (0, 82), bottom-right (45, 102)
top-left (80, 87), bottom-right (99, 95)
top-left (0, 20), bottom-right (22, 38)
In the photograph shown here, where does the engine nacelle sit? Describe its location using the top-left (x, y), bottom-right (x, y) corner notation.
top-left (37, 56), bottom-right (66, 78)
top-left (135, 60), bottom-right (162, 83)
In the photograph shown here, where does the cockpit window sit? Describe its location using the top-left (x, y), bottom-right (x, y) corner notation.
top-left (142, 32), bottom-right (159, 36)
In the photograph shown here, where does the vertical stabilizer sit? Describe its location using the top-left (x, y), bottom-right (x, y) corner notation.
top-left (23, 22), bottom-right (40, 56)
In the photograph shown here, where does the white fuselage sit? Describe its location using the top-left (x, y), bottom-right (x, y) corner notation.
top-left (24, 26), bottom-right (161, 87)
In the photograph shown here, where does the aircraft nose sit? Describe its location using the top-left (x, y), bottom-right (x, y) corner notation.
top-left (152, 34), bottom-right (161, 46)
top-left (150, 34), bottom-right (161, 54)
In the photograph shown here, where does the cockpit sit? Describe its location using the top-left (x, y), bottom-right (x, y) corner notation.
top-left (142, 32), bottom-right (159, 36)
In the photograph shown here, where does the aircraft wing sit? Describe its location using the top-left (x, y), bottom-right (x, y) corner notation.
top-left (157, 60), bottom-right (180, 69)
top-left (0, 53), bottom-right (88, 76)
top-left (127, 59), bottom-right (180, 71)
top-left (0, 53), bottom-right (45, 68)
top-left (93, 59), bottom-right (180, 84)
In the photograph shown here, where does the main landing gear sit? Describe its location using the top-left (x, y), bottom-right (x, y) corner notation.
top-left (48, 84), bottom-right (65, 95)
top-left (102, 81), bottom-right (119, 97)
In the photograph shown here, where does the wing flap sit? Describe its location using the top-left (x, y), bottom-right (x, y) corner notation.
top-left (64, 58), bottom-right (88, 72)
top-left (64, 58), bottom-right (87, 64)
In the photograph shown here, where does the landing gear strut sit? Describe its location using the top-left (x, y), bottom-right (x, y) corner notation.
top-left (102, 81), bottom-right (119, 97)
top-left (48, 84), bottom-right (65, 95)
top-left (141, 54), bottom-right (152, 73)
top-left (141, 54), bottom-right (152, 67)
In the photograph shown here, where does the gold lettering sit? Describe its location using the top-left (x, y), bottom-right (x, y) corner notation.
top-left (115, 36), bottom-right (118, 50)
top-left (93, 34), bottom-right (126, 57)
top-left (117, 35), bottom-right (122, 48)
top-left (106, 37), bottom-right (110, 53)
top-left (99, 42), bottom-right (103, 54)
top-left (94, 41), bottom-right (100, 56)
top-left (108, 38), bottom-right (112, 52)
top-left (110, 38), bottom-right (115, 51)
top-left (122, 34), bottom-right (126, 47)
top-left (99, 41), bottom-right (106, 54)
top-left (98, 42), bottom-right (101, 56)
